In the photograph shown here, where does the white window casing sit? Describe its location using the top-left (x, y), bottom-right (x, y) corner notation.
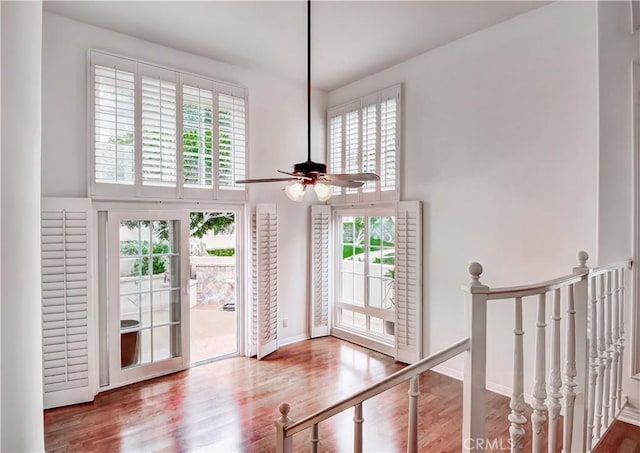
top-left (394, 200), bottom-right (422, 364)
top-left (41, 198), bottom-right (96, 409)
top-left (327, 85), bottom-right (401, 203)
top-left (253, 203), bottom-right (278, 359)
top-left (89, 50), bottom-right (247, 202)
top-left (310, 205), bottom-right (331, 338)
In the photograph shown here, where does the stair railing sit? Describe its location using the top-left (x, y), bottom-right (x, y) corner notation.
top-left (275, 251), bottom-right (632, 453)
top-left (274, 337), bottom-right (470, 453)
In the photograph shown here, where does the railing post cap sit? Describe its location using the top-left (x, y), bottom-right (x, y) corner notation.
top-left (577, 250), bottom-right (589, 267)
top-left (468, 262), bottom-right (489, 292)
top-left (469, 262), bottom-right (483, 279)
top-left (279, 403), bottom-right (291, 419)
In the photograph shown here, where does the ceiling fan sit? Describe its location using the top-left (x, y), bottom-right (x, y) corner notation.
top-left (235, 0), bottom-right (379, 202)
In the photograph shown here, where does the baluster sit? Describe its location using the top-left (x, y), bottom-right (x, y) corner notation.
top-left (571, 251), bottom-right (589, 453)
top-left (275, 403), bottom-right (293, 453)
top-left (311, 424), bottom-right (319, 453)
top-left (586, 276), bottom-right (598, 451)
top-left (508, 296), bottom-right (526, 453)
top-left (532, 293), bottom-right (548, 453)
top-left (610, 269), bottom-right (620, 420)
top-left (617, 267), bottom-right (626, 411)
top-left (548, 289), bottom-right (563, 452)
top-left (594, 274), bottom-right (606, 439)
top-left (562, 285), bottom-right (577, 453)
top-left (603, 272), bottom-right (613, 429)
top-left (354, 403), bottom-right (364, 453)
top-left (407, 375), bottom-right (419, 453)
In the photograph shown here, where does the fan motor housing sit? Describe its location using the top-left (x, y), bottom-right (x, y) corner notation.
top-left (293, 160), bottom-right (327, 175)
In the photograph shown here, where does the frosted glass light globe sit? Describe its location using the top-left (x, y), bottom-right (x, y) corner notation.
top-left (284, 182), bottom-right (306, 202)
top-left (314, 182), bottom-right (332, 202)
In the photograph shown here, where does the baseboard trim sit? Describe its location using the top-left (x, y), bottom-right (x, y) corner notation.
top-left (431, 364), bottom-right (534, 405)
top-left (619, 405), bottom-right (640, 427)
top-left (278, 334), bottom-right (310, 347)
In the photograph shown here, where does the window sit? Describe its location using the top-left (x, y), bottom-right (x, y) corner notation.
top-left (327, 85), bottom-right (400, 202)
top-left (334, 210), bottom-right (396, 346)
top-left (90, 51), bottom-right (247, 201)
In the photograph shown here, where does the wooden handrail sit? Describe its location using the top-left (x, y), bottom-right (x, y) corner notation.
top-left (461, 258), bottom-right (632, 301)
top-left (485, 272), bottom-right (587, 300)
top-left (283, 337), bottom-right (470, 437)
top-left (588, 259), bottom-right (633, 277)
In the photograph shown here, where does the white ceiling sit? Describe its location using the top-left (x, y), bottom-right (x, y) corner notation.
top-left (44, 1), bottom-right (549, 91)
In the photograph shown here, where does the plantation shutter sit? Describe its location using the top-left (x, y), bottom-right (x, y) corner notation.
top-left (41, 198), bottom-right (94, 409)
top-left (182, 83), bottom-right (214, 189)
top-left (328, 115), bottom-right (343, 196)
top-left (310, 205), bottom-right (331, 338)
top-left (93, 62), bottom-right (136, 185)
top-left (140, 65), bottom-right (178, 189)
top-left (255, 203), bottom-right (278, 359)
top-left (247, 212), bottom-right (258, 357)
top-left (327, 85), bottom-right (400, 203)
top-left (345, 109), bottom-right (360, 195)
top-left (380, 91), bottom-right (398, 193)
top-left (217, 85), bottom-right (247, 195)
top-left (361, 103), bottom-right (377, 193)
top-left (395, 201), bottom-right (422, 364)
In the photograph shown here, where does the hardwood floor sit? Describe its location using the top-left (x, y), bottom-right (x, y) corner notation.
top-left (45, 337), bottom-right (633, 452)
top-left (594, 421), bottom-right (640, 453)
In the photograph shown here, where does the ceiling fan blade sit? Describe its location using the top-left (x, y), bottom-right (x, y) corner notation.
top-left (322, 172), bottom-right (380, 182)
top-left (235, 177), bottom-right (301, 184)
top-left (320, 179), bottom-right (364, 188)
top-left (277, 170), bottom-right (312, 180)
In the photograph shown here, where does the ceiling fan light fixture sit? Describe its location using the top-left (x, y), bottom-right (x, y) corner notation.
top-left (284, 182), bottom-right (306, 202)
top-left (314, 182), bottom-right (332, 202)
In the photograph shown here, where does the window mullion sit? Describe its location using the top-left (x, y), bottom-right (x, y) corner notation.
top-left (363, 216), bottom-right (369, 310)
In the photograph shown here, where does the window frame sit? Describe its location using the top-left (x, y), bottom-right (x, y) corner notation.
top-left (88, 50), bottom-right (248, 202)
top-left (331, 204), bottom-right (397, 353)
top-left (327, 84), bottom-right (401, 204)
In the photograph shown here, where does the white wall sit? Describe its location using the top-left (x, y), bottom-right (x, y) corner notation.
top-left (597, 1), bottom-right (640, 411)
top-left (1, 2), bottom-right (45, 450)
top-left (329, 1), bottom-right (598, 395)
top-left (42, 12), bottom-right (326, 345)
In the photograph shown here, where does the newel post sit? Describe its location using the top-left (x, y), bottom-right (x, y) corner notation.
top-left (462, 262), bottom-right (489, 453)
top-left (567, 251), bottom-right (590, 453)
top-left (275, 403), bottom-right (293, 453)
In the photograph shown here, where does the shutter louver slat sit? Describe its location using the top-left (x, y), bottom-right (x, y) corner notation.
top-left (311, 206), bottom-right (331, 338)
top-left (41, 201), bottom-right (92, 409)
top-left (94, 65), bottom-right (135, 184)
top-left (142, 76), bottom-right (177, 187)
top-left (395, 201), bottom-right (422, 364)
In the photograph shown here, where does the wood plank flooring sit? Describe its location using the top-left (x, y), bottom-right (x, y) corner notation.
top-left (44, 337), bottom-right (638, 452)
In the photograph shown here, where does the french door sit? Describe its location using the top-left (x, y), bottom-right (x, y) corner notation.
top-left (107, 211), bottom-right (189, 387)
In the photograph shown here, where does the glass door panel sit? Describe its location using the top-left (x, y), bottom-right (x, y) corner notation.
top-left (109, 212), bottom-right (188, 387)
